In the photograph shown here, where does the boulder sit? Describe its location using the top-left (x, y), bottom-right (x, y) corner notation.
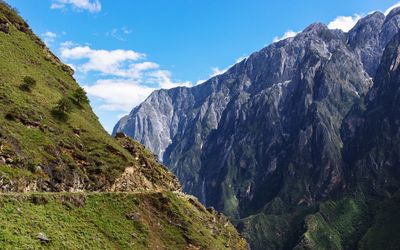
top-left (37, 232), bottom-right (50, 243)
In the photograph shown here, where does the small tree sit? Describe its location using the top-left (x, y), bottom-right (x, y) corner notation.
top-left (54, 97), bottom-right (73, 115)
top-left (73, 87), bottom-right (89, 105)
top-left (19, 76), bottom-right (36, 92)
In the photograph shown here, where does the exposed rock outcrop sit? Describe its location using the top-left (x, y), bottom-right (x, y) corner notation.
top-left (115, 9), bottom-right (400, 249)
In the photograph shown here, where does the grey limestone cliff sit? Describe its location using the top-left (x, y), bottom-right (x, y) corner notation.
top-left (113, 9), bottom-right (400, 249)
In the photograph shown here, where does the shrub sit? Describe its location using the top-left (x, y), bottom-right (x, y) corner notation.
top-left (31, 195), bottom-right (48, 205)
top-left (0, 17), bottom-right (9, 34)
top-left (19, 76), bottom-right (36, 92)
top-left (61, 64), bottom-right (74, 75)
top-left (73, 87), bottom-right (89, 105)
top-left (52, 97), bottom-right (73, 120)
top-left (55, 97), bottom-right (73, 114)
top-left (4, 107), bottom-right (22, 121)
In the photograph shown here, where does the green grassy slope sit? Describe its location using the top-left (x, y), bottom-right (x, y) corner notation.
top-left (295, 197), bottom-right (370, 250)
top-left (235, 193), bottom-right (400, 250)
top-left (0, 192), bottom-right (247, 249)
top-left (292, 194), bottom-right (400, 250)
top-left (358, 193), bottom-right (400, 250)
top-left (0, 2), bottom-right (247, 249)
top-left (0, 1), bottom-right (178, 192)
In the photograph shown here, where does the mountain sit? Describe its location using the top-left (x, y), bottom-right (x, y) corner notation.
top-left (342, 30), bottom-right (400, 196)
top-left (0, 2), bottom-right (247, 249)
top-left (114, 9), bottom-right (400, 249)
top-left (293, 31), bottom-right (400, 250)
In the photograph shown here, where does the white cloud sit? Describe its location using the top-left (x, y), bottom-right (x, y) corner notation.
top-left (60, 45), bottom-right (145, 77)
top-left (51, 0), bottom-right (101, 13)
top-left (42, 31), bottom-right (57, 45)
top-left (273, 30), bottom-right (299, 42)
top-left (210, 67), bottom-right (226, 77)
top-left (195, 56), bottom-right (249, 85)
top-left (192, 56), bottom-right (249, 87)
top-left (122, 27), bottom-right (132, 35)
top-left (106, 27), bottom-right (133, 41)
top-left (272, 13), bottom-right (364, 44)
top-left (84, 73), bottom-right (190, 112)
top-left (83, 79), bottom-right (154, 111)
top-left (117, 113), bottom-right (129, 119)
top-left (271, 14), bottom-right (361, 43)
top-left (327, 14), bottom-right (361, 32)
top-left (235, 56), bottom-right (248, 63)
top-left (327, 2), bottom-right (400, 32)
top-left (385, 2), bottom-right (400, 15)
top-left (196, 79), bottom-right (206, 85)
top-left (60, 41), bottom-right (77, 48)
top-left (208, 56), bottom-right (248, 78)
top-left (61, 43), bottom-right (191, 112)
top-left (66, 63), bottom-right (76, 72)
top-left (147, 70), bottom-right (191, 89)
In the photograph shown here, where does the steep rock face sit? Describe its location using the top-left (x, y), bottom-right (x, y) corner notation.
top-left (114, 9), bottom-right (400, 249)
top-left (347, 10), bottom-right (400, 77)
top-left (293, 31), bottom-right (400, 250)
top-left (113, 73), bottom-right (237, 192)
top-left (199, 23), bottom-right (372, 218)
top-left (342, 32), bottom-right (400, 195)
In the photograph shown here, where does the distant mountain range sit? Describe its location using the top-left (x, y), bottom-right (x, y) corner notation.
top-left (114, 8), bottom-right (400, 249)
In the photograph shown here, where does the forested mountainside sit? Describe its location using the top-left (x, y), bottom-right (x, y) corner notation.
top-left (115, 9), bottom-right (400, 249)
top-left (0, 2), bottom-right (247, 249)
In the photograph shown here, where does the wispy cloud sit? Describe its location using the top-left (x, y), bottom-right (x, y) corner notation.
top-left (106, 27), bottom-right (132, 41)
top-left (273, 30), bottom-right (299, 43)
top-left (83, 79), bottom-right (154, 111)
top-left (147, 70), bottom-right (191, 89)
top-left (328, 14), bottom-right (361, 32)
top-left (60, 42), bottom-right (191, 112)
top-left (50, 0), bottom-right (101, 13)
top-left (208, 56), bottom-right (248, 78)
top-left (271, 17), bottom-right (360, 44)
top-left (196, 79), bottom-right (206, 85)
top-left (42, 31), bottom-right (57, 46)
top-left (194, 56), bottom-right (249, 86)
top-left (385, 2), bottom-right (400, 15)
top-left (210, 67), bottom-right (226, 77)
top-left (327, 2), bottom-right (400, 32)
top-left (60, 44), bottom-right (144, 76)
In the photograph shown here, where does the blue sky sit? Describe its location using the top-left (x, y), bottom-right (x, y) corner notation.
top-left (6, 0), bottom-right (400, 132)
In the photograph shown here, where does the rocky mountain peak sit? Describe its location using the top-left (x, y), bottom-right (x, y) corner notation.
top-left (385, 6), bottom-right (400, 22)
top-left (349, 11), bottom-right (385, 36)
top-left (382, 7), bottom-right (400, 45)
top-left (341, 32), bottom-right (400, 202)
top-left (347, 9), bottom-right (400, 77)
top-left (303, 22), bottom-right (328, 33)
top-left (367, 32), bottom-right (400, 102)
top-left (114, 11), bottom-right (400, 248)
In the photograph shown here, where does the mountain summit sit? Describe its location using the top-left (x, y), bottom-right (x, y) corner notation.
top-left (114, 9), bottom-right (400, 249)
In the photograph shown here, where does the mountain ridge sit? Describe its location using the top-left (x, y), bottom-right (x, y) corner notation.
top-left (115, 8), bottom-right (400, 249)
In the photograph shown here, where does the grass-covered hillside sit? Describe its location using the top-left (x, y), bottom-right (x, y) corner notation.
top-left (0, 1), bottom-right (247, 249)
top-left (0, 191), bottom-right (247, 249)
top-left (0, 1), bottom-right (179, 192)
